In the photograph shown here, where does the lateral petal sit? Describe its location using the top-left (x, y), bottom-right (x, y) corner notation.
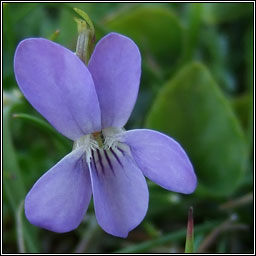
top-left (14, 38), bottom-right (101, 140)
top-left (123, 129), bottom-right (197, 194)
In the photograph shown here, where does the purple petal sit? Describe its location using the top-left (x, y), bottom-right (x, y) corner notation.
top-left (88, 33), bottom-right (141, 129)
top-left (14, 38), bottom-right (101, 140)
top-left (89, 146), bottom-right (148, 237)
top-left (123, 129), bottom-right (197, 194)
top-left (25, 148), bottom-right (91, 233)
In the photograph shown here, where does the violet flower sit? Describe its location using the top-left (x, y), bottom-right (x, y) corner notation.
top-left (14, 33), bottom-right (197, 238)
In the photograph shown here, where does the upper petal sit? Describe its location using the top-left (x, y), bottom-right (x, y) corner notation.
top-left (14, 38), bottom-right (101, 140)
top-left (88, 33), bottom-right (141, 129)
top-left (123, 129), bottom-right (197, 194)
top-left (89, 145), bottom-right (148, 237)
top-left (25, 148), bottom-right (92, 233)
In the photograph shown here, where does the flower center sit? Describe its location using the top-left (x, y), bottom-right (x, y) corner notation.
top-left (73, 127), bottom-right (125, 164)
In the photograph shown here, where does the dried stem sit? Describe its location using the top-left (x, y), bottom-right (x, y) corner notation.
top-left (219, 192), bottom-right (253, 210)
top-left (197, 218), bottom-right (248, 253)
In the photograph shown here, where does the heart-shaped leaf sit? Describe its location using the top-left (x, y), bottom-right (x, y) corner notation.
top-left (105, 6), bottom-right (183, 69)
top-left (146, 62), bottom-right (247, 197)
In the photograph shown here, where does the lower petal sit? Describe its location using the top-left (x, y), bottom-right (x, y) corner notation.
top-left (89, 145), bottom-right (149, 238)
top-left (25, 148), bottom-right (92, 233)
top-left (123, 129), bottom-right (197, 194)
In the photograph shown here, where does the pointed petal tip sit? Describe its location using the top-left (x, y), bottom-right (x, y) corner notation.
top-left (174, 162), bottom-right (197, 194)
top-left (180, 175), bottom-right (197, 194)
top-left (100, 219), bottom-right (145, 238)
top-left (100, 206), bottom-right (148, 238)
top-left (102, 227), bottom-right (129, 238)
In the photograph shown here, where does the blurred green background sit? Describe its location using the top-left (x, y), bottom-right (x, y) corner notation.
top-left (3, 2), bottom-right (253, 253)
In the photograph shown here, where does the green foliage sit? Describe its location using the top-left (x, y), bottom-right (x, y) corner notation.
top-left (3, 106), bottom-right (26, 212)
top-left (105, 6), bottom-right (183, 69)
top-left (202, 3), bottom-right (253, 24)
top-left (115, 220), bottom-right (219, 253)
top-left (3, 2), bottom-right (253, 254)
top-left (3, 105), bottom-right (40, 253)
top-left (146, 63), bottom-right (247, 197)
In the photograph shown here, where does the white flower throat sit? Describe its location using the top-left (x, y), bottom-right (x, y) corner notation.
top-left (74, 127), bottom-right (129, 175)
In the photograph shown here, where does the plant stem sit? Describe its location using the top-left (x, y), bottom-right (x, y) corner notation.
top-left (16, 200), bottom-right (25, 253)
top-left (185, 206), bottom-right (194, 253)
top-left (115, 220), bottom-right (219, 253)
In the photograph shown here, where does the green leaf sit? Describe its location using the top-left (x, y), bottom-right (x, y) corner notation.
top-left (246, 28), bottom-right (253, 91)
top-left (13, 113), bottom-right (71, 148)
top-left (231, 94), bottom-right (252, 132)
top-left (231, 93), bottom-right (253, 150)
top-left (202, 3), bottom-right (253, 24)
top-left (3, 107), bottom-right (40, 252)
top-left (182, 3), bottom-right (203, 62)
top-left (3, 107), bottom-right (26, 211)
top-left (244, 28), bottom-right (253, 149)
top-left (146, 62), bottom-right (247, 197)
top-left (199, 28), bottom-right (236, 93)
top-left (105, 6), bottom-right (183, 69)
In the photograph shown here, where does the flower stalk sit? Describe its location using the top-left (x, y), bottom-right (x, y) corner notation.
top-left (74, 8), bottom-right (95, 64)
top-left (185, 206), bottom-right (194, 253)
